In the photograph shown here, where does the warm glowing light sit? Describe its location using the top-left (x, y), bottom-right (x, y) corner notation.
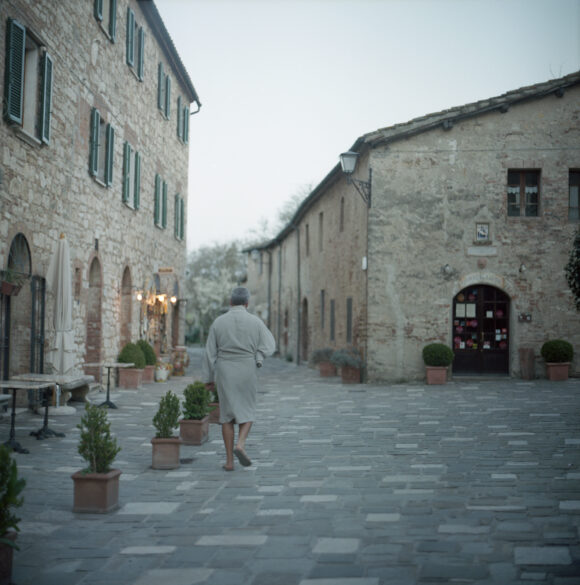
top-left (170, 295), bottom-right (177, 304)
top-left (136, 292), bottom-right (143, 301)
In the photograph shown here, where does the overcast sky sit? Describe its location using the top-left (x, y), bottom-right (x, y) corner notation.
top-left (154, 0), bottom-right (580, 251)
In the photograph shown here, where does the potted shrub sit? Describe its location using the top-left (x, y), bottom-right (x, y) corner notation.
top-left (331, 347), bottom-right (363, 384)
top-left (422, 343), bottom-right (454, 384)
top-left (208, 386), bottom-right (220, 424)
top-left (154, 360), bottom-right (172, 382)
top-left (180, 382), bottom-right (212, 445)
top-left (71, 404), bottom-right (121, 513)
top-left (151, 390), bottom-right (181, 469)
top-left (541, 339), bottom-right (574, 381)
top-left (310, 348), bottom-right (337, 377)
top-left (0, 445), bottom-right (25, 585)
top-left (137, 339), bottom-right (157, 383)
top-left (117, 342), bottom-right (146, 388)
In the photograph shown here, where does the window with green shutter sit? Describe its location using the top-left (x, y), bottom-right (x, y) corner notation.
top-left (177, 96), bottom-right (182, 139)
top-left (4, 19), bottom-right (53, 144)
top-left (89, 107), bottom-right (114, 186)
top-left (165, 76), bottom-right (171, 118)
top-left (122, 142), bottom-right (141, 209)
top-left (126, 8), bottom-right (144, 80)
top-left (154, 174), bottom-right (161, 226)
top-left (180, 197), bottom-right (185, 240)
top-left (162, 181), bottom-right (168, 228)
top-left (126, 8), bottom-right (135, 66)
top-left (174, 194), bottom-right (180, 238)
top-left (95, 0), bottom-right (116, 41)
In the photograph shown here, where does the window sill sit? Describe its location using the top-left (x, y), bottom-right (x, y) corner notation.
top-left (9, 125), bottom-right (42, 148)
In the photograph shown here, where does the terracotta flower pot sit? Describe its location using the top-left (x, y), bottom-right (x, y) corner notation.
top-left (151, 437), bottom-right (181, 470)
top-left (546, 362), bottom-right (570, 381)
top-left (179, 417), bottom-right (210, 445)
top-left (0, 532), bottom-right (16, 585)
top-left (340, 366), bottom-right (361, 384)
top-left (118, 367), bottom-right (143, 389)
top-left (142, 365), bottom-right (155, 383)
top-left (425, 366), bottom-right (448, 385)
top-left (71, 468), bottom-right (122, 513)
top-left (319, 361), bottom-right (337, 377)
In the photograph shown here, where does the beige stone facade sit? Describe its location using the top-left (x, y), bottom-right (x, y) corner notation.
top-left (0, 0), bottom-right (200, 380)
top-left (246, 72), bottom-right (580, 381)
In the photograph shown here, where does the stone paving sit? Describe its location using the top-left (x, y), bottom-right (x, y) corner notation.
top-left (6, 348), bottom-right (580, 584)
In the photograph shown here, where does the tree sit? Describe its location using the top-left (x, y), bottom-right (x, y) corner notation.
top-left (564, 227), bottom-right (580, 311)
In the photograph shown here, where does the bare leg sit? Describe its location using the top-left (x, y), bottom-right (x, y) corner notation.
top-left (222, 422), bottom-right (235, 470)
top-left (236, 421), bottom-right (253, 452)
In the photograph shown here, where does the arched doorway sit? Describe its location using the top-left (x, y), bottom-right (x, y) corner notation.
top-left (452, 285), bottom-right (510, 375)
top-left (301, 298), bottom-right (309, 361)
top-left (85, 257), bottom-right (103, 381)
top-left (120, 267), bottom-right (132, 347)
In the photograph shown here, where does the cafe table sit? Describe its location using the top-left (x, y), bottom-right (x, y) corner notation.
top-left (83, 362), bottom-right (134, 409)
top-left (0, 380), bottom-right (55, 453)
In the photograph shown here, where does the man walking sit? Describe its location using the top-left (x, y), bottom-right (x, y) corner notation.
top-left (201, 287), bottom-right (276, 470)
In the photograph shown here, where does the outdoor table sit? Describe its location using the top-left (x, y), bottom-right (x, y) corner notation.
top-left (83, 362), bottom-right (134, 409)
top-left (0, 380), bottom-right (55, 453)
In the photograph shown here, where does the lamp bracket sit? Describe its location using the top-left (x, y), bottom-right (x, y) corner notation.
top-left (347, 167), bottom-right (372, 207)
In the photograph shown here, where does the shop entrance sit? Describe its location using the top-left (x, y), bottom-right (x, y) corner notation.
top-left (452, 285), bottom-right (510, 375)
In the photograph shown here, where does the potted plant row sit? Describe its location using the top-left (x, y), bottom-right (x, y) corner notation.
top-left (422, 343), bottom-right (454, 384)
top-left (331, 347), bottom-right (363, 384)
top-left (541, 339), bottom-right (574, 381)
top-left (310, 348), bottom-right (337, 377)
top-left (179, 382), bottom-right (212, 445)
top-left (72, 404), bottom-right (121, 513)
top-left (117, 342), bottom-right (146, 388)
top-left (151, 391), bottom-right (181, 470)
top-left (137, 339), bottom-right (157, 383)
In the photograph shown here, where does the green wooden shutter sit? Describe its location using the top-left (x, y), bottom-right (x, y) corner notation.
top-left (105, 124), bottom-right (114, 186)
top-left (174, 193), bottom-right (179, 237)
top-left (165, 76), bottom-right (171, 118)
top-left (40, 52), bottom-right (53, 144)
top-left (134, 152), bottom-right (141, 209)
top-left (137, 28), bottom-right (145, 80)
top-left (126, 7), bottom-right (135, 66)
top-left (180, 197), bottom-right (185, 240)
top-left (157, 63), bottom-right (164, 110)
top-left (89, 108), bottom-right (100, 176)
top-left (109, 0), bottom-right (117, 40)
top-left (5, 19), bottom-right (26, 125)
top-left (183, 106), bottom-right (189, 144)
top-left (176, 96), bottom-right (182, 139)
top-left (94, 0), bottom-right (103, 21)
top-left (122, 142), bottom-right (131, 202)
top-left (162, 182), bottom-right (168, 228)
top-left (154, 174), bottom-right (161, 225)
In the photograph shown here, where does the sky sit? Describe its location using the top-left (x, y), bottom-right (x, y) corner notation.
top-left (154, 0), bottom-right (580, 251)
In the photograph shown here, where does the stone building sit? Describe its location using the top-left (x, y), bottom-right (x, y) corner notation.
top-left (246, 72), bottom-right (580, 381)
top-left (0, 0), bottom-right (200, 380)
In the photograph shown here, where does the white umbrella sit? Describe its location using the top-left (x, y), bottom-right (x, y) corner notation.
top-left (46, 233), bottom-right (75, 375)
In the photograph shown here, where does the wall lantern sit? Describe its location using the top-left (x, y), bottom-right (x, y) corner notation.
top-left (339, 151), bottom-right (372, 207)
top-left (170, 295), bottom-right (177, 304)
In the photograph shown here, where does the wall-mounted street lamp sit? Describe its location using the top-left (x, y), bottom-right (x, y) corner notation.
top-left (339, 151), bottom-right (372, 207)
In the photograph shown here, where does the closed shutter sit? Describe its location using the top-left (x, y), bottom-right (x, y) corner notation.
top-left (165, 76), bottom-right (171, 118)
top-left (89, 108), bottom-right (101, 176)
top-left (183, 106), bottom-right (189, 144)
top-left (109, 0), bottom-right (117, 40)
top-left (180, 197), bottom-right (185, 239)
top-left (5, 19), bottom-right (26, 125)
top-left (177, 96), bottom-right (182, 139)
top-left (174, 194), bottom-right (180, 237)
top-left (158, 63), bottom-right (164, 110)
top-left (154, 174), bottom-right (161, 225)
top-left (134, 152), bottom-right (141, 209)
top-left (137, 28), bottom-right (145, 80)
top-left (40, 52), bottom-right (53, 144)
top-left (126, 7), bottom-right (135, 66)
top-left (122, 142), bottom-right (131, 202)
top-left (94, 0), bottom-right (103, 21)
top-left (162, 182), bottom-right (168, 228)
top-left (105, 124), bottom-right (114, 186)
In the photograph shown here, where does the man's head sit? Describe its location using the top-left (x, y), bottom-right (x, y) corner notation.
top-left (230, 287), bottom-right (250, 306)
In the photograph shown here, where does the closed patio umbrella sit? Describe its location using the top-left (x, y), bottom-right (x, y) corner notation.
top-left (46, 233), bottom-right (75, 375)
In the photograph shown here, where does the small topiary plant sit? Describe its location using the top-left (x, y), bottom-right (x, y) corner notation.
top-left (77, 404), bottom-right (121, 474)
top-left (117, 342), bottom-right (146, 369)
top-left (541, 339), bottom-right (574, 363)
top-left (0, 445), bottom-right (25, 548)
top-left (136, 339), bottom-right (156, 366)
top-left (182, 382), bottom-right (212, 420)
top-left (331, 347), bottom-right (364, 368)
top-left (422, 343), bottom-right (454, 367)
top-left (153, 391), bottom-right (181, 438)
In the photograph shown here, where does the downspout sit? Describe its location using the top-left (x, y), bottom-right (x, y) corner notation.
top-left (295, 225), bottom-right (301, 365)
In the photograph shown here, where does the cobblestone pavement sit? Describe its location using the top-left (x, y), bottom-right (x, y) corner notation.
top-left (7, 348), bottom-right (580, 584)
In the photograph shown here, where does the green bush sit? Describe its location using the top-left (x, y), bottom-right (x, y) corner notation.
top-left (541, 339), bottom-right (574, 363)
top-left (422, 343), bottom-right (454, 367)
top-left (0, 445), bottom-right (25, 548)
top-left (136, 339), bottom-right (156, 366)
top-left (182, 382), bottom-right (212, 420)
top-left (331, 347), bottom-right (363, 368)
top-left (117, 342), bottom-right (146, 369)
top-left (310, 348), bottom-right (334, 365)
top-left (77, 404), bottom-right (121, 474)
top-left (153, 391), bottom-right (181, 438)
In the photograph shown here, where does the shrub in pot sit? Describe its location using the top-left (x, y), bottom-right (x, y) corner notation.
top-left (137, 339), bottom-right (157, 383)
top-left (541, 339), bottom-right (574, 381)
top-left (117, 342), bottom-right (146, 388)
top-left (310, 348), bottom-right (337, 377)
top-left (72, 404), bottom-right (122, 513)
top-left (422, 343), bottom-right (454, 384)
top-left (0, 444), bottom-right (25, 585)
top-left (152, 391), bottom-right (181, 469)
top-left (180, 382), bottom-right (212, 445)
top-left (331, 347), bottom-right (363, 384)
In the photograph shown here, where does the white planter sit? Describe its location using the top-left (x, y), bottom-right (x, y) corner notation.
top-left (154, 368), bottom-right (169, 382)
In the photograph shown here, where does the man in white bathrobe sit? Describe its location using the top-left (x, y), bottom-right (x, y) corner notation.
top-left (202, 287), bottom-right (276, 471)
